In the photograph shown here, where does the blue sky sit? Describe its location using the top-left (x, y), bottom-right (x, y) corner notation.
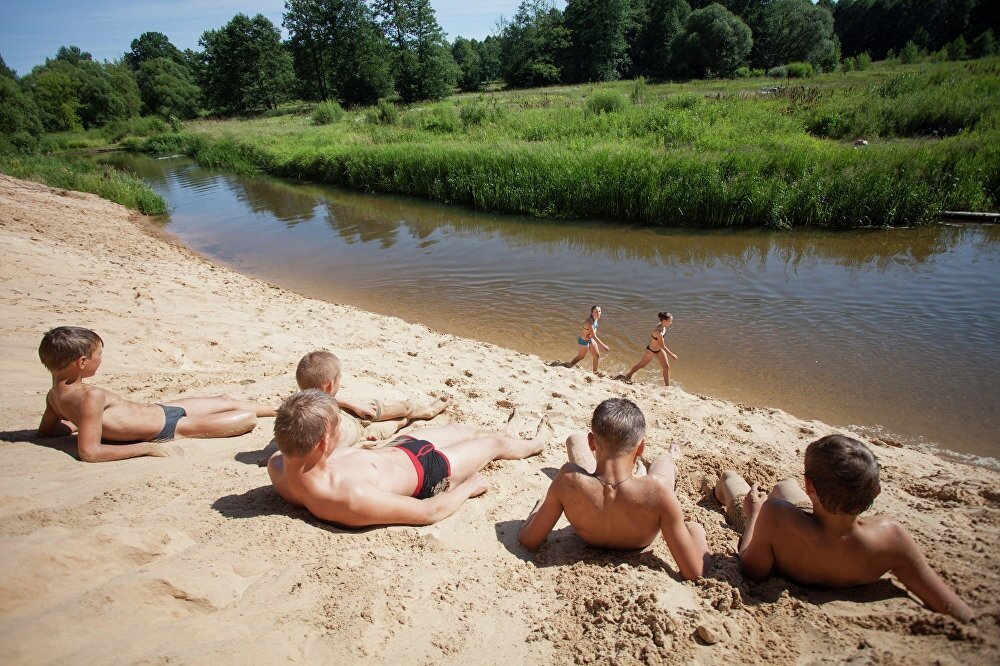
top-left (0, 0), bottom-right (566, 76)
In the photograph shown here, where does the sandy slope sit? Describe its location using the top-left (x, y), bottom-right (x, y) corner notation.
top-left (0, 173), bottom-right (997, 664)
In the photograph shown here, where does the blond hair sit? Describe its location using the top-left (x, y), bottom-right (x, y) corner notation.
top-left (296, 350), bottom-right (341, 390)
top-left (39, 326), bottom-right (103, 372)
top-left (273, 389), bottom-right (340, 458)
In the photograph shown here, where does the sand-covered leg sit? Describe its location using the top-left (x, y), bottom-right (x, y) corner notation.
top-left (566, 432), bottom-right (596, 473)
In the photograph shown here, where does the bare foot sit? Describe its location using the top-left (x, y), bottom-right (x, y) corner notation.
top-left (412, 395), bottom-right (450, 420)
top-left (634, 458), bottom-right (648, 477)
top-left (534, 415), bottom-right (555, 447)
top-left (667, 442), bottom-right (683, 463)
top-left (505, 408), bottom-right (525, 436)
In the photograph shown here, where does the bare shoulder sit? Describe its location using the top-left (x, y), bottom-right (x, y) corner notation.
top-left (639, 473), bottom-right (681, 509)
top-left (553, 462), bottom-right (589, 493)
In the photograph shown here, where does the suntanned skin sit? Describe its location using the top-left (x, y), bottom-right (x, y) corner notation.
top-left (566, 307), bottom-right (610, 372)
top-left (623, 317), bottom-right (678, 386)
top-left (39, 343), bottom-right (277, 463)
top-left (518, 433), bottom-right (710, 580)
top-left (715, 471), bottom-right (974, 622)
top-left (268, 414), bottom-right (552, 528)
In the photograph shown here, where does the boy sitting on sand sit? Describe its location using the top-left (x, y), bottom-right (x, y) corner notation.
top-left (267, 390), bottom-right (552, 527)
top-left (518, 398), bottom-right (710, 580)
top-left (295, 350), bottom-right (449, 445)
top-left (712, 434), bottom-right (973, 621)
top-left (37, 326), bottom-right (276, 463)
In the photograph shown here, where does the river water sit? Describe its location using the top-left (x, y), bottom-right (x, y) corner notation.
top-left (102, 154), bottom-right (999, 461)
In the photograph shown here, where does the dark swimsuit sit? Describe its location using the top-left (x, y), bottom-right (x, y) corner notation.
top-left (392, 436), bottom-right (452, 499)
top-left (152, 405), bottom-right (186, 442)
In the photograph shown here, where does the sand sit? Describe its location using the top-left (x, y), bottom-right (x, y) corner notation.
top-left (0, 173), bottom-right (997, 664)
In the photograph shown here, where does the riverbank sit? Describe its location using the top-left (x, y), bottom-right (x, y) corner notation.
top-left (131, 59), bottom-right (999, 229)
top-left (1, 174), bottom-right (997, 663)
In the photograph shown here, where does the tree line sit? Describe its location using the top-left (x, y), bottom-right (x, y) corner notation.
top-left (2, 0), bottom-right (998, 153)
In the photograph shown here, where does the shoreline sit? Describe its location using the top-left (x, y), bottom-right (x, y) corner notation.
top-left (1, 174), bottom-right (997, 663)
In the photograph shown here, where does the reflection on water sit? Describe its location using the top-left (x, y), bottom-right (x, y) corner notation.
top-left (104, 153), bottom-right (1000, 460)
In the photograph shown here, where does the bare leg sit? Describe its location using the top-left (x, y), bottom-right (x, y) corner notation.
top-left (648, 443), bottom-right (682, 489)
top-left (589, 342), bottom-right (601, 372)
top-left (655, 350), bottom-right (671, 386)
top-left (373, 396), bottom-right (450, 422)
top-left (625, 349), bottom-right (654, 381)
top-left (769, 478), bottom-right (811, 508)
top-left (166, 395), bottom-right (276, 418)
top-left (362, 419), bottom-right (407, 441)
top-left (565, 344), bottom-right (589, 368)
top-left (176, 410), bottom-right (256, 438)
top-left (566, 432), bottom-right (596, 473)
top-left (714, 470), bottom-right (751, 514)
top-left (430, 417), bottom-right (551, 483)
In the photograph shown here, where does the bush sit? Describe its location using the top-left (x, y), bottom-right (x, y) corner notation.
top-left (102, 116), bottom-right (169, 143)
top-left (786, 62), bottom-right (814, 78)
top-left (732, 66), bottom-right (751, 78)
top-left (459, 100), bottom-right (490, 127)
top-left (312, 100), bottom-right (345, 125)
top-left (421, 105), bottom-right (460, 132)
top-left (841, 57), bottom-right (856, 72)
top-left (857, 52), bottom-right (872, 70)
top-left (767, 65), bottom-right (788, 78)
top-left (376, 99), bottom-right (398, 125)
top-left (630, 77), bottom-right (647, 105)
top-left (900, 41), bottom-right (921, 64)
top-left (585, 90), bottom-right (628, 115)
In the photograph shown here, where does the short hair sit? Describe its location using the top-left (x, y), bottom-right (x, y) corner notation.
top-left (296, 350), bottom-right (341, 390)
top-left (805, 435), bottom-right (881, 515)
top-left (273, 389), bottom-right (340, 458)
top-left (658, 312), bottom-right (673, 322)
top-left (591, 398), bottom-right (645, 455)
top-left (39, 326), bottom-right (103, 372)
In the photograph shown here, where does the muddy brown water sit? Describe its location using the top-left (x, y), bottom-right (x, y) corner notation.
top-left (102, 153), bottom-right (999, 461)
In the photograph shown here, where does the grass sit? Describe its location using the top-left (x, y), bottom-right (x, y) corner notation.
top-left (0, 154), bottom-right (167, 215)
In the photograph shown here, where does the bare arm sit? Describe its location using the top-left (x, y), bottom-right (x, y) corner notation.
top-left (336, 397), bottom-right (376, 421)
top-left (658, 484), bottom-right (710, 580)
top-left (889, 524), bottom-right (973, 622)
top-left (307, 474), bottom-right (488, 527)
top-left (75, 391), bottom-right (164, 463)
top-left (738, 489), bottom-right (775, 580)
top-left (38, 399), bottom-right (76, 437)
top-left (518, 481), bottom-right (565, 551)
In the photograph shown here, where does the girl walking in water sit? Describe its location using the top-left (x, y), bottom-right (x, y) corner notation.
top-left (566, 305), bottom-right (610, 372)
top-left (621, 312), bottom-right (678, 385)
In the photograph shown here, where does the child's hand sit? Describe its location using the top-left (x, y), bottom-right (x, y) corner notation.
top-left (354, 402), bottom-right (377, 420)
top-left (670, 352), bottom-right (679, 360)
top-left (600, 342), bottom-right (610, 351)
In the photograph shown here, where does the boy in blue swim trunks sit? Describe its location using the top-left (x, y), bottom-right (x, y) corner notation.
top-left (37, 326), bottom-right (277, 462)
top-left (267, 390), bottom-right (552, 527)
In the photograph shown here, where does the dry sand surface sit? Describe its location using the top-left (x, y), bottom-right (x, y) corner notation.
top-left (1, 173), bottom-right (998, 664)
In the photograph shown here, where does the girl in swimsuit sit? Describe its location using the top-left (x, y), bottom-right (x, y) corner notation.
top-left (622, 312), bottom-right (678, 386)
top-left (566, 305), bottom-right (610, 372)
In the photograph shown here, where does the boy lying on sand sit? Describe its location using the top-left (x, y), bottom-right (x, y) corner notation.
top-left (713, 434), bottom-right (973, 621)
top-left (518, 398), bottom-right (710, 580)
top-left (267, 390), bottom-right (552, 527)
top-left (37, 326), bottom-right (276, 462)
top-left (296, 350), bottom-right (449, 445)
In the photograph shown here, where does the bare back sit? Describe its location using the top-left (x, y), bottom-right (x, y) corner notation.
top-left (553, 464), bottom-right (675, 549)
top-left (47, 384), bottom-right (168, 442)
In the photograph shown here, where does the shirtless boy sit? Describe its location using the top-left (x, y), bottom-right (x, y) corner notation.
top-left (295, 350), bottom-right (450, 445)
top-left (37, 326), bottom-right (276, 463)
top-left (518, 398), bottom-right (709, 580)
top-left (566, 305), bottom-right (610, 373)
top-left (622, 312), bottom-right (678, 386)
top-left (267, 389), bottom-right (552, 527)
top-left (713, 434), bottom-right (973, 621)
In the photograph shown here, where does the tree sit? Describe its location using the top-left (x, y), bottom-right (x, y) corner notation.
top-left (475, 36), bottom-right (503, 82)
top-left (627, 0), bottom-right (691, 79)
top-left (499, 0), bottom-right (570, 88)
top-left (125, 32), bottom-right (185, 71)
top-left (137, 57), bottom-right (201, 118)
top-left (0, 53), bottom-right (16, 79)
top-left (752, 0), bottom-right (839, 72)
top-left (199, 13), bottom-right (294, 114)
top-left (284, 0), bottom-right (394, 106)
top-left (668, 3), bottom-right (752, 78)
top-left (0, 76), bottom-right (43, 154)
top-left (562, 0), bottom-right (631, 82)
top-left (971, 29), bottom-right (997, 57)
top-left (374, 0), bottom-right (458, 102)
top-left (452, 37), bottom-right (483, 91)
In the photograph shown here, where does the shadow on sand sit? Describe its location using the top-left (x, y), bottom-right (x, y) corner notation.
top-left (0, 429), bottom-right (78, 459)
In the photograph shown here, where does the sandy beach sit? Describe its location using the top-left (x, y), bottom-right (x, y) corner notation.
top-left (0, 173), bottom-right (997, 664)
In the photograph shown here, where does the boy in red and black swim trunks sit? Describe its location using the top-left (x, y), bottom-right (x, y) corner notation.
top-left (267, 390), bottom-right (553, 527)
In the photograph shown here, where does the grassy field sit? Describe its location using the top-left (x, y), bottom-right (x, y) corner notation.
top-left (40, 59), bottom-right (1000, 227)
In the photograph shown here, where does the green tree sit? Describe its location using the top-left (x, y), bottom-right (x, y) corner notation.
top-left (971, 29), bottom-right (997, 57)
top-left (137, 57), bottom-right (201, 118)
top-left (284, 0), bottom-right (394, 106)
top-left (669, 3), bottom-right (752, 78)
top-left (452, 37), bottom-right (483, 91)
top-left (627, 0), bottom-right (691, 78)
top-left (0, 53), bottom-right (16, 79)
top-left (199, 13), bottom-right (294, 114)
top-left (562, 0), bottom-right (631, 82)
top-left (752, 0), bottom-right (839, 72)
top-left (125, 32), bottom-right (185, 70)
top-left (499, 0), bottom-right (570, 88)
top-left (475, 36), bottom-right (503, 82)
top-left (946, 35), bottom-right (969, 60)
top-left (0, 76), bottom-right (43, 153)
top-left (374, 0), bottom-right (458, 102)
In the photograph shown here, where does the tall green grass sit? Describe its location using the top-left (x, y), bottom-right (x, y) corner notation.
top-left (132, 58), bottom-right (999, 228)
top-left (0, 155), bottom-right (167, 214)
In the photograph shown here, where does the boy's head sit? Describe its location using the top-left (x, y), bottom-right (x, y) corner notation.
top-left (39, 326), bottom-right (103, 373)
top-left (590, 398), bottom-right (645, 456)
top-left (658, 312), bottom-right (673, 324)
top-left (805, 435), bottom-right (881, 515)
top-left (273, 389), bottom-right (340, 458)
top-left (296, 350), bottom-right (341, 393)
